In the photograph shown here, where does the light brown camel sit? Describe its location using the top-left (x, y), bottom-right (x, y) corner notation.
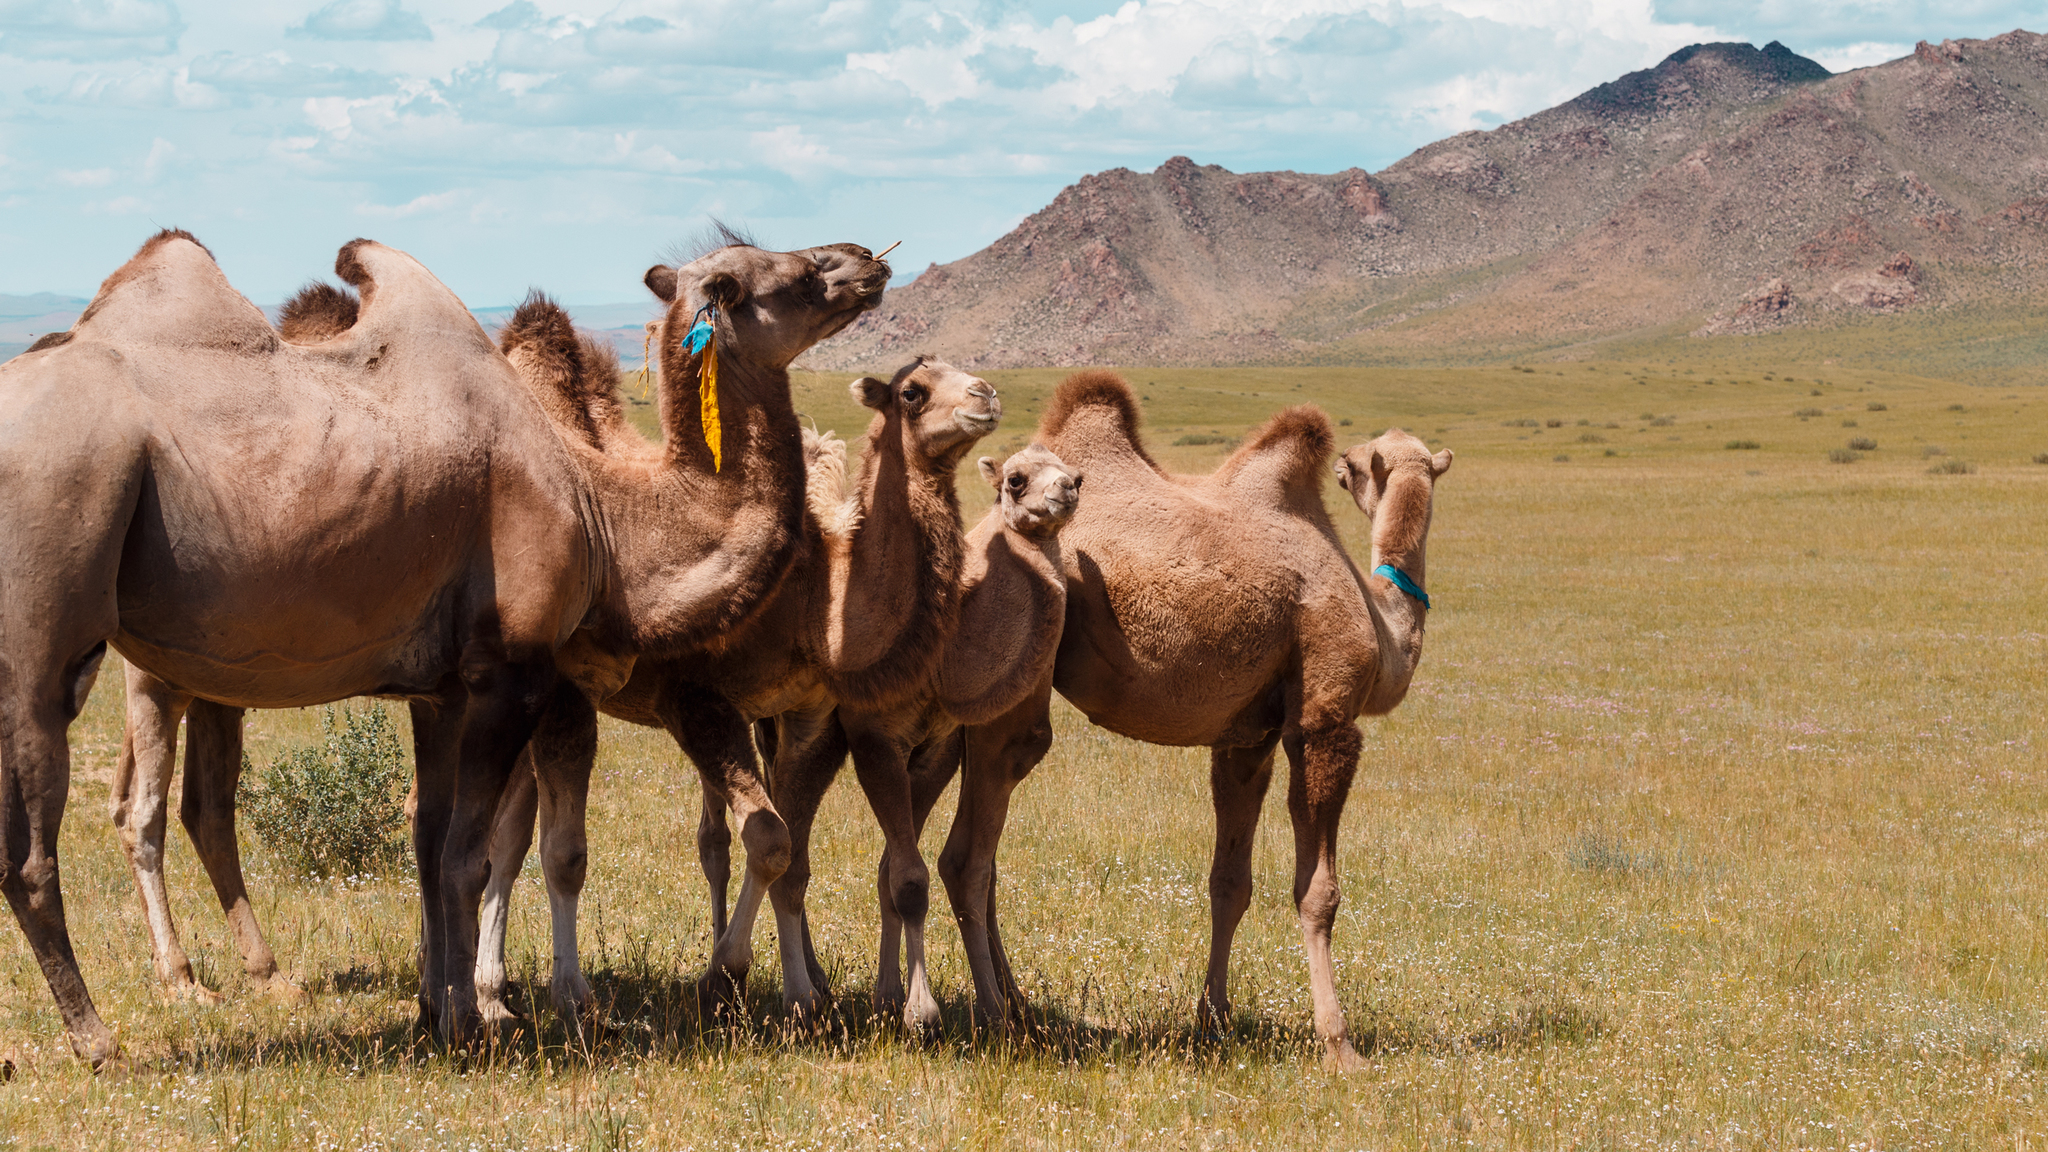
top-left (450, 329), bottom-right (998, 1029)
top-left (853, 443), bottom-right (1084, 1021)
top-left (933, 370), bottom-right (1451, 1071)
top-left (5, 230), bottom-right (885, 1060)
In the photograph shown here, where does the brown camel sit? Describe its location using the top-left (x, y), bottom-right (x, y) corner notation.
top-left (933, 370), bottom-right (1451, 1070)
top-left (448, 326), bottom-right (998, 1028)
top-left (6, 229), bottom-right (885, 1060)
top-left (854, 443), bottom-right (1083, 1021)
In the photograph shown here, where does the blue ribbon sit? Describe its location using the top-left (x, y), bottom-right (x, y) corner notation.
top-left (1374, 564), bottom-right (1431, 609)
top-left (683, 304), bottom-right (716, 353)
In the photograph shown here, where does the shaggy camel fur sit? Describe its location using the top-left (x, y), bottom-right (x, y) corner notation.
top-left (17, 232), bottom-right (887, 1058)
top-left (933, 370), bottom-right (1451, 1071)
top-left (856, 443), bottom-right (1083, 1021)
top-left (464, 337), bottom-right (998, 1029)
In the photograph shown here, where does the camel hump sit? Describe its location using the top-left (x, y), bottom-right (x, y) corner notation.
top-left (496, 291), bottom-right (630, 448)
top-left (278, 282), bottom-right (360, 344)
top-left (1036, 369), bottom-right (1162, 472)
top-left (70, 228), bottom-right (276, 353)
top-left (1210, 405), bottom-right (1335, 505)
top-left (330, 238), bottom-right (491, 351)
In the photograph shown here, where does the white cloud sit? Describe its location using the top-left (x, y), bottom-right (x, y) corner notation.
top-left (356, 189), bottom-right (462, 217)
top-left (289, 0), bottom-right (432, 42)
top-left (1809, 41), bottom-right (1913, 72)
top-left (4, 0), bottom-right (2045, 301)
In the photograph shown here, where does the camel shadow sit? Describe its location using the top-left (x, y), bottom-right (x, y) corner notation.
top-left (133, 958), bottom-right (1607, 1073)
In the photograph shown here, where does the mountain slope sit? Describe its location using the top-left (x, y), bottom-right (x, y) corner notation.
top-left (813, 33), bottom-right (2048, 369)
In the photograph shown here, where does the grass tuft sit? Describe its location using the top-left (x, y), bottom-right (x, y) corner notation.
top-left (1927, 458), bottom-right (1977, 474)
top-left (1848, 437), bottom-right (1878, 451)
top-left (1828, 448), bottom-right (1863, 464)
top-left (1725, 439), bottom-right (1760, 450)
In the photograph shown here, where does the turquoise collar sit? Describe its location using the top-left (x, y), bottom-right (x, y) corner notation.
top-left (1373, 564), bottom-right (1430, 610)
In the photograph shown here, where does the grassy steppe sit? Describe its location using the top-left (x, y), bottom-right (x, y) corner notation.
top-left (3, 360), bottom-right (2045, 1149)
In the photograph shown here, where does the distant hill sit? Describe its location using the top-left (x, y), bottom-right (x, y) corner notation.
top-left (811, 32), bottom-right (2048, 370)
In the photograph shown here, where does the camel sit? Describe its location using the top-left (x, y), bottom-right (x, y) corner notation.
top-left (851, 443), bottom-right (1084, 1021)
top-left (432, 313), bottom-right (999, 1020)
top-left (931, 370), bottom-right (1451, 1070)
top-left (0, 228), bottom-right (887, 1061)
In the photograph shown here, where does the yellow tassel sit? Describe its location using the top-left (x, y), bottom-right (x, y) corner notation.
top-left (700, 332), bottom-right (722, 472)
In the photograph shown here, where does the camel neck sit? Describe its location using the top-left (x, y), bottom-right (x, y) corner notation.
top-left (818, 422), bottom-right (968, 707)
top-left (1359, 470), bottom-right (1434, 712)
top-left (600, 345), bottom-right (806, 655)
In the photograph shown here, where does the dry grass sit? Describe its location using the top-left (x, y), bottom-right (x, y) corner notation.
top-left (3, 361), bottom-right (2045, 1149)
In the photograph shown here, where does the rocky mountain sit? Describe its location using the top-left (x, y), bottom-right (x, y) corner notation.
top-left (812, 32), bottom-right (2048, 368)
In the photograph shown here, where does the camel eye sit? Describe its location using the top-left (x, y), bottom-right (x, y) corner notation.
top-left (1007, 474), bottom-right (1026, 492)
top-left (901, 385), bottom-right (925, 405)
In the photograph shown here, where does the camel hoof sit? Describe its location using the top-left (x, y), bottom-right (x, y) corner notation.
top-left (1195, 997), bottom-right (1232, 1037)
top-left (479, 995), bottom-right (526, 1029)
top-left (783, 988), bottom-right (826, 1027)
top-left (696, 968), bottom-right (747, 1021)
top-left (69, 1031), bottom-right (123, 1072)
top-left (872, 986), bottom-right (906, 1021)
top-left (257, 976), bottom-right (312, 1006)
top-left (903, 998), bottom-right (943, 1040)
top-left (170, 980), bottom-right (227, 1007)
top-left (1323, 1038), bottom-right (1368, 1073)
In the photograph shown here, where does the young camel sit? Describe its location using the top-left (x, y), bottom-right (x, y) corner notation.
top-left (84, 237), bottom-right (890, 1044)
top-left (934, 370), bottom-right (1452, 1071)
top-left (852, 443), bottom-right (1084, 1019)
top-left (466, 336), bottom-right (999, 1030)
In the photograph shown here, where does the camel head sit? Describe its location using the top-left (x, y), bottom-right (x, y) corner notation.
top-left (643, 240), bottom-right (891, 370)
top-left (851, 356), bottom-right (1001, 471)
top-left (1333, 428), bottom-right (1452, 521)
top-left (978, 444), bottom-right (1081, 541)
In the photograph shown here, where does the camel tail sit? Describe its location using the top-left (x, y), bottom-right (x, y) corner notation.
top-left (1037, 369), bottom-right (1161, 471)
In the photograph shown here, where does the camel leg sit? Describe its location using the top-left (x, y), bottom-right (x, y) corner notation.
top-left (0, 639), bottom-right (120, 1066)
top-left (1286, 719), bottom-right (1366, 1072)
top-left (179, 697), bottom-right (305, 1002)
top-left (111, 666), bottom-right (211, 999)
top-left (1198, 736), bottom-right (1280, 1033)
top-left (841, 713), bottom-right (937, 1033)
top-left (695, 777), bottom-right (730, 943)
top-left (762, 706), bottom-right (847, 1020)
top-left (475, 753), bottom-right (538, 1027)
top-left (529, 689), bottom-right (597, 1032)
top-left (436, 654), bottom-right (561, 1048)
top-left (876, 725), bottom-right (961, 1023)
top-left (659, 683), bottom-right (790, 1013)
top-left (937, 681), bottom-right (1053, 1028)
top-left (408, 688), bottom-right (467, 1035)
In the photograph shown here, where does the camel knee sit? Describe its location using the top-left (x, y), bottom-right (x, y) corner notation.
top-left (1209, 869), bottom-right (1253, 919)
top-left (887, 857), bottom-right (931, 922)
top-left (738, 809), bottom-right (791, 879)
top-left (543, 846), bottom-right (588, 893)
top-left (1295, 876), bottom-right (1340, 929)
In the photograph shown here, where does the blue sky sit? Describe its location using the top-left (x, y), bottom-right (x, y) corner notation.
top-left (2, 0), bottom-right (2041, 304)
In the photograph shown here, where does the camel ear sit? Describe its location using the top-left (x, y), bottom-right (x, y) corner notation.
top-left (644, 265), bottom-right (677, 302)
top-left (1430, 448), bottom-right (1454, 477)
top-left (850, 376), bottom-right (891, 410)
top-left (701, 271), bottom-right (747, 309)
top-left (978, 457), bottom-right (1001, 488)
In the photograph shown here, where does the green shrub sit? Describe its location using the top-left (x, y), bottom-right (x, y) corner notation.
top-left (1544, 418), bottom-right (1564, 428)
top-left (2033, 452), bottom-right (2048, 464)
top-left (1927, 459), bottom-right (1976, 475)
top-left (1867, 401), bottom-right (1888, 411)
top-left (1649, 416), bottom-right (1675, 427)
top-left (1171, 431), bottom-right (1234, 446)
top-left (243, 704), bottom-right (412, 878)
top-left (1848, 437), bottom-right (1877, 451)
top-left (1337, 417), bottom-right (1352, 427)
top-left (1577, 432), bottom-right (1606, 443)
top-left (1795, 407), bottom-right (1824, 418)
top-left (1503, 418), bottom-right (1539, 427)
top-left (1828, 448), bottom-right (1863, 464)
top-left (1922, 444), bottom-right (1946, 457)
top-left (1552, 454), bottom-right (1570, 462)
top-left (1947, 403), bottom-right (1967, 412)
top-left (1725, 440), bottom-right (1761, 450)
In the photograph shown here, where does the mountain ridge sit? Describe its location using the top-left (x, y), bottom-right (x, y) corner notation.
top-left (809, 31), bottom-right (2048, 371)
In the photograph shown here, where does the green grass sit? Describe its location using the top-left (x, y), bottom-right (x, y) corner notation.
top-left (4, 360), bottom-right (2046, 1148)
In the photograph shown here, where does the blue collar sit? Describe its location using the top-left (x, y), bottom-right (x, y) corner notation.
top-left (1373, 564), bottom-right (1430, 610)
